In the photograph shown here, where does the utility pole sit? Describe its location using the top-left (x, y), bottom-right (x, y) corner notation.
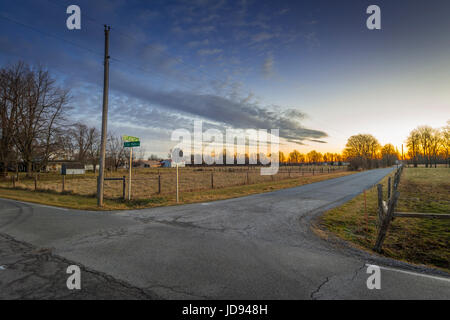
top-left (97, 25), bottom-right (111, 207)
top-left (401, 144), bottom-right (404, 163)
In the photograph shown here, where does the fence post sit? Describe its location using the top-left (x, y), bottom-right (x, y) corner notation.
top-left (373, 191), bottom-right (400, 253)
top-left (123, 176), bottom-right (126, 200)
top-left (62, 175), bottom-right (65, 192)
top-left (387, 177), bottom-right (391, 199)
top-left (211, 172), bottom-right (214, 189)
top-left (34, 173), bottom-right (37, 191)
top-left (364, 190), bottom-right (368, 233)
top-left (246, 171), bottom-right (249, 184)
top-left (158, 174), bottom-right (161, 194)
top-left (377, 184), bottom-right (383, 224)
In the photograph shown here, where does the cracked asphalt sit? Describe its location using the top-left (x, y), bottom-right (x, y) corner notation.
top-left (0, 167), bottom-right (449, 299)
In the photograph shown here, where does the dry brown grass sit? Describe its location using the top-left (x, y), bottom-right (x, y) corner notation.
top-left (0, 165), bottom-right (345, 200)
top-left (0, 166), bottom-right (353, 210)
top-left (320, 167), bottom-right (450, 272)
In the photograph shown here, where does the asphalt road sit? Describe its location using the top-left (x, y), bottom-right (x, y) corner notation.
top-left (0, 167), bottom-right (449, 299)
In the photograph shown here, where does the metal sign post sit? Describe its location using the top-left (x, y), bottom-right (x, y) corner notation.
top-left (128, 147), bottom-right (132, 201)
top-left (123, 135), bottom-right (140, 201)
top-left (171, 148), bottom-right (183, 204)
top-left (176, 163), bottom-right (179, 203)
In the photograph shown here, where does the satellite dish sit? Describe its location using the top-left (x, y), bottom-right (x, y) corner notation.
top-left (172, 148), bottom-right (184, 164)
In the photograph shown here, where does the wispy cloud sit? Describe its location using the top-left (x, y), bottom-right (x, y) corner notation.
top-left (197, 48), bottom-right (223, 56)
top-left (262, 53), bottom-right (274, 78)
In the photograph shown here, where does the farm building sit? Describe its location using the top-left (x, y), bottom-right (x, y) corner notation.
top-left (160, 159), bottom-right (186, 168)
top-left (133, 160), bottom-right (161, 168)
top-left (61, 163), bottom-right (85, 175)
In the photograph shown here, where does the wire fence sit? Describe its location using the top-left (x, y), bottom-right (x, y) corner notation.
top-left (0, 165), bottom-right (347, 200)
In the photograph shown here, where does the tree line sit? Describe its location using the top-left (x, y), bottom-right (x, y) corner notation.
top-left (1, 61), bottom-right (448, 175)
top-left (406, 123), bottom-right (450, 167)
top-left (0, 62), bottom-right (144, 176)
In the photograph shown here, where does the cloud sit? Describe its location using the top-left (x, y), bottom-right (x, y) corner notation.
top-left (262, 54), bottom-right (274, 78)
top-left (251, 32), bottom-right (275, 43)
top-left (187, 39), bottom-right (210, 47)
top-left (197, 48), bottom-right (223, 56)
top-left (107, 69), bottom-right (327, 144)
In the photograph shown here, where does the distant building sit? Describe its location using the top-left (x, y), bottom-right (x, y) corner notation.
top-left (61, 163), bottom-right (85, 175)
top-left (160, 159), bottom-right (185, 168)
top-left (84, 164), bottom-right (100, 171)
top-left (134, 160), bottom-right (161, 168)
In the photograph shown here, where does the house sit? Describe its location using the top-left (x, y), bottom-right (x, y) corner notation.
top-left (84, 164), bottom-right (100, 171)
top-left (61, 163), bottom-right (85, 175)
top-left (133, 160), bottom-right (161, 168)
top-left (46, 160), bottom-right (75, 173)
top-left (160, 159), bottom-right (185, 168)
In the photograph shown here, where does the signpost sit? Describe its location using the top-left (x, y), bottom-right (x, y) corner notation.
top-left (124, 141), bottom-right (140, 148)
top-left (171, 148), bottom-right (183, 203)
top-left (123, 136), bottom-right (140, 200)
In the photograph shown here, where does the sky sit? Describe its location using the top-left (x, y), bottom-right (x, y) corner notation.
top-left (0, 0), bottom-right (449, 157)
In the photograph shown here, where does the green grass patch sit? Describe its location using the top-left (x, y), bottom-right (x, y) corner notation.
top-left (320, 167), bottom-right (450, 272)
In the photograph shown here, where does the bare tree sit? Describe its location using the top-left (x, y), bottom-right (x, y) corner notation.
top-left (442, 121), bottom-right (450, 167)
top-left (106, 134), bottom-right (125, 171)
top-left (381, 143), bottom-right (398, 166)
top-left (344, 134), bottom-right (381, 169)
top-left (69, 122), bottom-right (99, 165)
top-left (0, 63), bottom-right (24, 176)
top-left (6, 63), bottom-right (70, 176)
top-left (86, 127), bottom-right (100, 173)
top-left (406, 128), bottom-right (420, 167)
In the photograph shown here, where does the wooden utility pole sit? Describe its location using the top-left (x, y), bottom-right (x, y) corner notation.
top-left (401, 144), bottom-right (404, 163)
top-left (97, 25), bottom-right (111, 207)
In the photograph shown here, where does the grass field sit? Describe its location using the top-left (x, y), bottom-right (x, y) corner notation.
top-left (0, 165), bottom-right (345, 199)
top-left (0, 166), bottom-right (353, 210)
top-left (319, 167), bottom-right (450, 272)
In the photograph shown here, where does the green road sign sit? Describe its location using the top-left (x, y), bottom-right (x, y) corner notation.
top-left (124, 141), bottom-right (140, 147)
top-left (122, 135), bottom-right (140, 142)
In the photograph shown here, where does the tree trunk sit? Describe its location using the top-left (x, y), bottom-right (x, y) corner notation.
top-left (26, 160), bottom-right (32, 177)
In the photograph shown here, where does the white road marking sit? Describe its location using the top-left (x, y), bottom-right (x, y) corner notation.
top-left (366, 264), bottom-right (450, 283)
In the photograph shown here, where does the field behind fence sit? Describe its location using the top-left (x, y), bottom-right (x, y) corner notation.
top-left (321, 166), bottom-right (450, 272)
top-left (0, 165), bottom-right (347, 200)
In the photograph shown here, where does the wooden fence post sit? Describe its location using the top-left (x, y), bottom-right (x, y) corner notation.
top-left (373, 191), bottom-right (400, 252)
top-left (211, 172), bottom-right (214, 189)
top-left (34, 173), bottom-right (37, 191)
top-left (377, 184), bottom-right (384, 224)
top-left (123, 176), bottom-right (126, 200)
top-left (387, 177), bottom-right (391, 199)
top-left (158, 174), bottom-right (161, 194)
top-left (62, 175), bottom-right (65, 192)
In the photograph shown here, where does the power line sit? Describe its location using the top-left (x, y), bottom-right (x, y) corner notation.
top-left (0, 13), bottom-right (203, 93)
top-left (0, 13), bottom-right (104, 58)
top-left (44, 0), bottom-right (251, 95)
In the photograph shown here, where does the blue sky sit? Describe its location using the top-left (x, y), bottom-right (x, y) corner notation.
top-left (1, 0), bottom-right (449, 156)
